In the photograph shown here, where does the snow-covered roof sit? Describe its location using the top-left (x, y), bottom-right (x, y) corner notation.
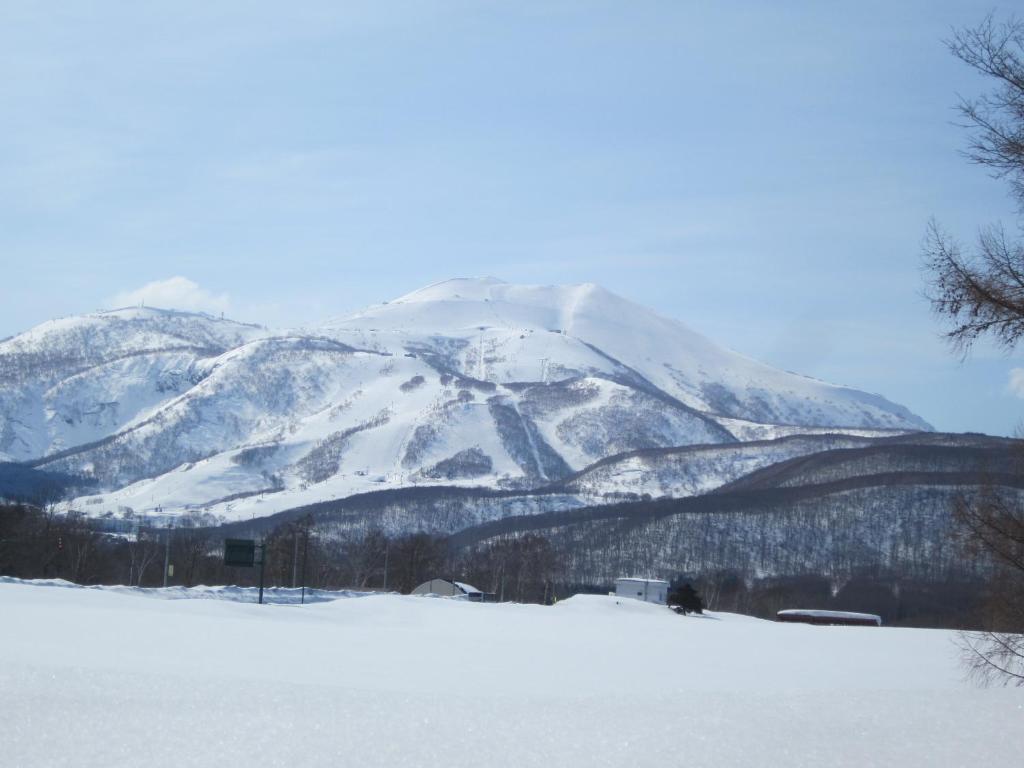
top-left (778, 609), bottom-right (882, 623)
top-left (453, 581), bottom-right (482, 595)
top-left (615, 577), bottom-right (669, 586)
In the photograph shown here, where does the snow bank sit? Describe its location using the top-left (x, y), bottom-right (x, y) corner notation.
top-left (0, 576), bottom-right (375, 604)
top-left (0, 580), bottom-right (1020, 767)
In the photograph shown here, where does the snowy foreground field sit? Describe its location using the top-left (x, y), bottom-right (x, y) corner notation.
top-left (1, 580), bottom-right (1022, 767)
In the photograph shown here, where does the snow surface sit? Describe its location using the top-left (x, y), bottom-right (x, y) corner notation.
top-left (1, 579), bottom-right (1021, 767)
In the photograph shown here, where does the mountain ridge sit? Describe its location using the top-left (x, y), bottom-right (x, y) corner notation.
top-left (0, 278), bottom-right (932, 522)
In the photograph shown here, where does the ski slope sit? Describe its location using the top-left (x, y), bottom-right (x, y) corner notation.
top-left (0, 579), bottom-right (1019, 767)
top-left (0, 278), bottom-right (932, 525)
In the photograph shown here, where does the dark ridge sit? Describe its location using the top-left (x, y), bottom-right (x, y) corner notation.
top-left (216, 432), bottom-right (1024, 537)
top-left (546, 433), bottom-right (875, 490)
top-left (546, 433), bottom-right (1003, 491)
top-left (547, 431), bottom-right (1021, 492)
top-left (98, 306), bottom-right (266, 330)
top-left (25, 430), bottom-right (134, 469)
top-left (447, 470), bottom-right (1024, 549)
top-left (26, 336), bottom-right (374, 471)
top-left (56, 345), bottom-right (227, 373)
top-left (0, 345), bottom-right (227, 390)
top-left (502, 379), bottom-right (578, 391)
top-left (0, 463), bottom-right (96, 504)
top-left (228, 334), bottom-right (363, 356)
top-left (400, 339), bottom-right (494, 390)
top-left (575, 340), bottom-right (738, 443)
top-left (216, 483), bottom-right (568, 536)
top-left (714, 443), bottom-right (1024, 494)
top-left (196, 486), bottom-right (284, 509)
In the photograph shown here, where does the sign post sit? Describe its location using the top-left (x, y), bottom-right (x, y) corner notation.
top-left (257, 541), bottom-right (265, 605)
top-left (223, 538), bottom-right (266, 604)
top-left (163, 523), bottom-right (172, 588)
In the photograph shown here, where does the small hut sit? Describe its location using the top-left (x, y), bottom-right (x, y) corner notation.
top-left (411, 579), bottom-right (492, 602)
top-left (614, 577), bottom-right (669, 605)
top-left (777, 609), bottom-right (882, 627)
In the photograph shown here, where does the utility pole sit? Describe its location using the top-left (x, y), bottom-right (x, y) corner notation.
top-left (477, 328), bottom-right (486, 380)
top-left (162, 522), bottom-right (172, 588)
top-left (292, 528), bottom-right (299, 588)
top-left (257, 541), bottom-right (266, 605)
top-left (382, 540), bottom-right (389, 591)
top-left (300, 521), bottom-right (310, 605)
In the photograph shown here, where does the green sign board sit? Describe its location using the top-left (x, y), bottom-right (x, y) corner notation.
top-left (224, 538), bottom-right (256, 567)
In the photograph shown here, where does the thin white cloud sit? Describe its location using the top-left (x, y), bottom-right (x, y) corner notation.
top-left (1008, 368), bottom-right (1024, 399)
top-left (110, 277), bottom-right (230, 314)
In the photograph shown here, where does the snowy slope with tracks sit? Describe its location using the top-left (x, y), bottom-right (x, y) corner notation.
top-left (0, 278), bottom-right (928, 522)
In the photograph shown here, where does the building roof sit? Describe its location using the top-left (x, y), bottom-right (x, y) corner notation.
top-left (777, 609), bottom-right (882, 623)
top-left (411, 578), bottom-right (486, 597)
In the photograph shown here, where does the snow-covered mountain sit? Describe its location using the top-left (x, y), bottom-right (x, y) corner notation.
top-left (0, 278), bottom-right (930, 521)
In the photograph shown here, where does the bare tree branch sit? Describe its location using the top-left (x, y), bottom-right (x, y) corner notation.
top-left (925, 18), bottom-right (1024, 682)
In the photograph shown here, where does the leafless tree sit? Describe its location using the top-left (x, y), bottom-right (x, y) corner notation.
top-left (924, 14), bottom-right (1024, 684)
top-left (924, 15), bottom-right (1024, 353)
top-left (456, 534), bottom-right (558, 603)
top-left (954, 487), bottom-right (1024, 684)
top-left (171, 514), bottom-right (213, 588)
top-left (343, 528), bottom-right (388, 588)
top-left (127, 526), bottom-right (163, 586)
top-left (390, 532), bottom-right (447, 593)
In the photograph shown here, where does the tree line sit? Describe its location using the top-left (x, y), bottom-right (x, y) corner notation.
top-left (0, 498), bottom-right (999, 627)
top-left (0, 502), bottom-right (557, 604)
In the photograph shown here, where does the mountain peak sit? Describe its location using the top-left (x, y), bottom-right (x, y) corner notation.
top-left (0, 276), bottom-right (932, 522)
top-left (391, 277), bottom-right (509, 304)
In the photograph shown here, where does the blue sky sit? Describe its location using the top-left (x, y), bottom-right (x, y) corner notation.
top-left (1, 1), bottom-right (1021, 435)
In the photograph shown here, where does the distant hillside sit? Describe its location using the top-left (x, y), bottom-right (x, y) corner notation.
top-left (206, 433), bottom-right (1023, 589)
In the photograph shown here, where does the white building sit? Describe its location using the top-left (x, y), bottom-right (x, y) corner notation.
top-left (411, 579), bottom-right (490, 601)
top-left (614, 577), bottom-right (669, 605)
